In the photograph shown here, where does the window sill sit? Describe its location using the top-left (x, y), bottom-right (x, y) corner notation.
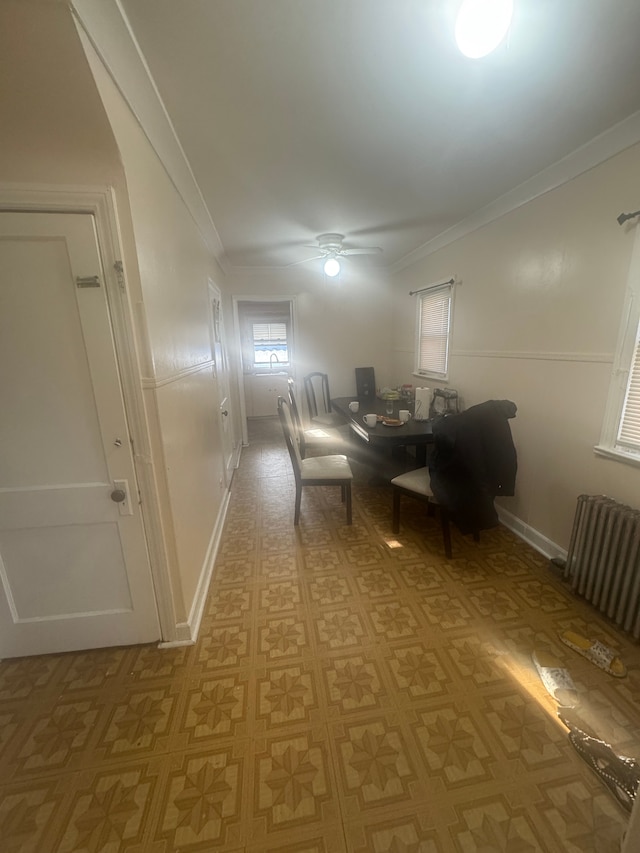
top-left (593, 444), bottom-right (640, 469)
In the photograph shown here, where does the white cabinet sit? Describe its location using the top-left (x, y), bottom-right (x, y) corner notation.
top-left (245, 373), bottom-right (289, 417)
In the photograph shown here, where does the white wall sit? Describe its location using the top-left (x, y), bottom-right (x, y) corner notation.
top-left (0, 0), bottom-right (120, 185)
top-left (82, 44), bottom-right (231, 629)
top-left (392, 142), bottom-right (640, 551)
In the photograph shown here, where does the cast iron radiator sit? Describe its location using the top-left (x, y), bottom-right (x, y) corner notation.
top-left (564, 495), bottom-right (640, 639)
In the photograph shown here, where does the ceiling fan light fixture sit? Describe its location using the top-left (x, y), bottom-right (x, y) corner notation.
top-left (455, 0), bottom-right (513, 59)
top-left (323, 257), bottom-right (341, 277)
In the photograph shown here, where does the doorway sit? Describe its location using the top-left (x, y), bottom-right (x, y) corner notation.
top-left (209, 282), bottom-right (238, 486)
top-left (0, 210), bottom-right (160, 657)
top-left (234, 298), bottom-right (295, 444)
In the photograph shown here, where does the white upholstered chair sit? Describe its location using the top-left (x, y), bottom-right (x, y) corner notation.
top-left (287, 378), bottom-right (344, 458)
top-left (278, 396), bottom-right (353, 525)
top-left (390, 467), bottom-right (452, 558)
top-left (303, 372), bottom-right (344, 428)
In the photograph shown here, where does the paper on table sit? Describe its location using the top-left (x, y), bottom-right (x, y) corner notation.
top-left (414, 387), bottom-right (431, 421)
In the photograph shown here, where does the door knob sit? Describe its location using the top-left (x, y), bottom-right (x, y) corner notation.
top-left (110, 489), bottom-right (126, 503)
top-left (221, 410), bottom-right (229, 416)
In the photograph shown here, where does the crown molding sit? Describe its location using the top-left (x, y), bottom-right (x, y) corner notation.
top-left (68, 2), bottom-right (640, 280)
top-left (391, 110), bottom-right (640, 274)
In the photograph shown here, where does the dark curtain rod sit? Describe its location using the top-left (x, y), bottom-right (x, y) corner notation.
top-left (409, 277), bottom-right (455, 296)
top-left (617, 210), bottom-right (640, 225)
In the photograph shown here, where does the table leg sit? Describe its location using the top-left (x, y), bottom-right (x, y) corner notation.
top-left (415, 445), bottom-right (427, 467)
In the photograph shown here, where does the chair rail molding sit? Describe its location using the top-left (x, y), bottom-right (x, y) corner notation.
top-left (453, 349), bottom-right (614, 364)
top-left (140, 358), bottom-right (217, 389)
top-left (393, 344), bottom-right (614, 364)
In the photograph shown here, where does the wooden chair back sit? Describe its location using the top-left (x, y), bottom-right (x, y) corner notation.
top-left (303, 372), bottom-right (332, 419)
top-left (278, 395), bottom-right (303, 478)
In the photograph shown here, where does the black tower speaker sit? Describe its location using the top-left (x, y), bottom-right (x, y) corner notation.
top-left (355, 367), bottom-right (376, 399)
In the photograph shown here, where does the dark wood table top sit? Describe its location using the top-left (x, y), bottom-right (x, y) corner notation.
top-left (331, 396), bottom-right (434, 447)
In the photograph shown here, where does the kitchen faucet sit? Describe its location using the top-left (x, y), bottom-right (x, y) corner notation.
top-left (270, 352), bottom-right (280, 369)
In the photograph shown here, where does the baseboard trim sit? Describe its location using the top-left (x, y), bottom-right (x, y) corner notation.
top-left (497, 505), bottom-right (567, 562)
top-left (156, 636), bottom-right (193, 649)
top-left (157, 486), bottom-right (231, 648)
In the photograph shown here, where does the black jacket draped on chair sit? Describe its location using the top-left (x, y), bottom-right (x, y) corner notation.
top-left (428, 399), bottom-right (517, 534)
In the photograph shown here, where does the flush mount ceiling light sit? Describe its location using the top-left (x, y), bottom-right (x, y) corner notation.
top-left (323, 257), bottom-right (341, 277)
top-left (455, 0), bottom-right (513, 59)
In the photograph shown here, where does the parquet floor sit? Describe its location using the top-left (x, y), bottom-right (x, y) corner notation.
top-left (1, 417), bottom-right (639, 851)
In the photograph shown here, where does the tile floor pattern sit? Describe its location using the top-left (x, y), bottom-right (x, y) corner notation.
top-left (1, 418), bottom-right (640, 851)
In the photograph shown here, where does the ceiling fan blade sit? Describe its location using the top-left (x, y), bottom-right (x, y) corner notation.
top-left (286, 254), bottom-right (324, 267)
top-left (342, 246), bottom-right (383, 255)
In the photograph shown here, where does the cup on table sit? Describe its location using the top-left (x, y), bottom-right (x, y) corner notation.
top-left (348, 401), bottom-right (360, 413)
top-left (399, 409), bottom-right (411, 423)
top-left (363, 413), bottom-right (377, 428)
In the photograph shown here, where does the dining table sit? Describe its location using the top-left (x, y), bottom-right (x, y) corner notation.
top-left (331, 395), bottom-right (434, 466)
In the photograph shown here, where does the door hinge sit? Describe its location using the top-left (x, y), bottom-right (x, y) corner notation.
top-left (114, 260), bottom-right (125, 291)
top-left (76, 275), bottom-right (100, 288)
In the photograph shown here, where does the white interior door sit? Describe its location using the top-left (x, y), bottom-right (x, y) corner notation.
top-left (0, 211), bottom-right (160, 658)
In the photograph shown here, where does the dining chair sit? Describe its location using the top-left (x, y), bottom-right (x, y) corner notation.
top-left (393, 401), bottom-right (517, 555)
top-left (287, 379), bottom-right (345, 458)
top-left (390, 467), bottom-right (453, 558)
top-left (303, 372), bottom-right (344, 428)
top-left (278, 396), bottom-right (353, 525)
top-left (429, 399), bottom-right (517, 535)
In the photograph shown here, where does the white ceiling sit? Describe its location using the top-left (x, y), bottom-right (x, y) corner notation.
top-left (118, 0), bottom-right (640, 271)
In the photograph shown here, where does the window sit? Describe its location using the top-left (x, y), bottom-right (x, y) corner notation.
top-left (414, 282), bottom-right (453, 380)
top-left (237, 300), bottom-right (294, 375)
top-left (597, 232), bottom-right (640, 465)
top-left (252, 321), bottom-right (289, 368)
top-left (618, 330), bottom-right (640, 452)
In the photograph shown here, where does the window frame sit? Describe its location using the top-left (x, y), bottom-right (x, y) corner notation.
top-left (251, 320), bottom-right (290, 368)
top-left (596, 228), bottom-right (640, 467)
top-left (413, 280), bottom-right (454, 381)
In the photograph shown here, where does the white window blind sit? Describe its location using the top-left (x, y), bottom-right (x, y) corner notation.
top-left (251, 321), bottom-right (289, 367)
top-left (596, 227), bottom-right (640, 466)
top-left (415, 284), bottom-right (452, 379)
top-left (617, 331), bottom-right (640, 451)
top-left (253, 322), bottom-right (287, 342)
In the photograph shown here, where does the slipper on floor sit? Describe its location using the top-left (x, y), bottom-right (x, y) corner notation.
top-left (559, 630), bottom-right (627, 678)
top-left (569, 730), bottom-right (639, 812)
top-left (557, 708), bottom-right (599, 739)
top-left (532, 650), bottom-right (579, 707)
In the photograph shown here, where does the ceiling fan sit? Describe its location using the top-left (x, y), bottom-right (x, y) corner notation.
top-left (290, 233), bottom-right (382, 276)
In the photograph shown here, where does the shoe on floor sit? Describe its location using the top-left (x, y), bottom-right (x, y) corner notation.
top-left (532, 649), bottom-right (579, 707)
top-left (569, 730), bottom-right (639, 813)
top-left (559, 630), bottom-right (627, 677)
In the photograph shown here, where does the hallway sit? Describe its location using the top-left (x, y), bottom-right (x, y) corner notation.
top-left (0, 417), bottom-right (638, 851)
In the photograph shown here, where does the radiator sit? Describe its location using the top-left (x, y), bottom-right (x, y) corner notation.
top-left (564, 494), bottom-right (640, 639)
